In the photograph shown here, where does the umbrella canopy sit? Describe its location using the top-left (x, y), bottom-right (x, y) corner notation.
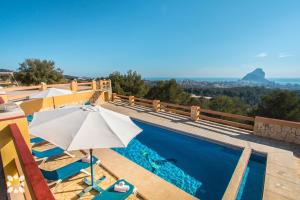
top-left (0, 86), bottom-right (5, 94)
top-left (29, 105), bottom-right (142, 195)
top-left (29, 88), bottom-right (72, 99)
top-left (29, 105), bottom-right (142, 151)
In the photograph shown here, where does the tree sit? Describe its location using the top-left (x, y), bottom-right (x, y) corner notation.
top-left (108, 70), bottom-right (148, 97)
top-left (145, 79), bottom-right (191, 104)
top-left (186, 86), bottom-right (272, 106)
top-left (255, 90), bottom-right (300, 121)
top-left (15, 59), bottom-right (64, 85)
top-left (209, 96), bottom-right (249, 115)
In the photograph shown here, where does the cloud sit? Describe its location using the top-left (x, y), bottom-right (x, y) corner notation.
top-left (256, 52), bottom-right (267, 58)
top-left (278, 53), bottom-right (293, 58)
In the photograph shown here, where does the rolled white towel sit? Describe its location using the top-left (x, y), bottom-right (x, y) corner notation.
top-left (119, 181), bottom-right (125, 186)
top-left (114, 184), bottom-right (130, 193)
top-left (81, 155), bottom-right (92, 163)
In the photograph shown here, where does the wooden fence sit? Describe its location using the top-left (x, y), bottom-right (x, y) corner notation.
top-left (135, 97), bottom-right (153, 107)
top-left (200, 109), bottom-right (254, 130)
top-left (160, 102), bottom-right (191, 116)
top-left (112, 93), bottom-right (255, 131)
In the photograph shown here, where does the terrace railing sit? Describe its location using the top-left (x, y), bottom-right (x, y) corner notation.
top-left (19, 90), bottom-right (107, 115)
top-left (134, 97), bottom-right (153, 107)
top-left (0, 116), bottom-right (54, 200)
top-left (160, 102), bottom-right (191, 116)
top-left (200, 109), bottom-right (254, 130)
top-left (10, 123), bottom-right (55, 200)
top-left (2, 79), bottom-right (112, 102)
top-left (112, 93), bottom-right (255, 131)
top-left (112, 93), bottom-right (300, 145)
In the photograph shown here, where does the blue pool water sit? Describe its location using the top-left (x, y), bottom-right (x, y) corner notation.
top-left (237, 154), bottom-right (266, 200)
top-left (114, 120), bottom-right (245, 200)
top-left (113, 120), bottom-right (266, 200)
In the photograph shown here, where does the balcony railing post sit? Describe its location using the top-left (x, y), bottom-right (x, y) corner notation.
top-left (107, 79), bottom-right (112, 100)
top-left (99, 80), bottom-right (104, 90)
top-left (70, 80), bottom-right (77, 92)
top-left (152, 100), bottom-right (160, 112)
top-left (112, 93), bottom-right (117, 102)
top-left (191, 106), bottom-right (200, 121)
top-left (91, 80), bottom-right (97, 90)
top-left (128, 96), bottom-right (135, 106)
top-left (40, 82), bottom-right (47, 91)
top-left (0, 93), bottom-right (8, 104)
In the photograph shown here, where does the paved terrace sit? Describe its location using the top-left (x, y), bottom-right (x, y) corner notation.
top-left (33, 142), bottom-right (141, 200)
top-left (99, 100), bottom-right (300, 200)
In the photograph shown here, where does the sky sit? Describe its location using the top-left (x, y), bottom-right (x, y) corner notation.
top-left (0, 0), bottom-right (299, 78)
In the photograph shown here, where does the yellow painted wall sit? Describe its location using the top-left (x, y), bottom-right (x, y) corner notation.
top-left (20, 97), bottom-right (54, 116)
top-left (0, 94), bottom-right (8, 103)
top-left (20, 91), bottom-right (105, 116)
top-left (53, 91), bottom-right (95, 108)
top-left (0, 117), bottom-right (30, 186)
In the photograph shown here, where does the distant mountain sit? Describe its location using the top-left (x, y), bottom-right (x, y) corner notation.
top-left (241, 68), bottom-right (270, 84)
top-left (64, 74), bottom-right (92, 81)
top-left (0, 68), bottom-right (14, 72)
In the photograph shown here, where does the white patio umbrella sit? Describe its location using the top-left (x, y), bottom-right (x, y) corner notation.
top-left (29, 105), bottom-right (142, 195)
top-left (29, 88), bottom-right (72, 99)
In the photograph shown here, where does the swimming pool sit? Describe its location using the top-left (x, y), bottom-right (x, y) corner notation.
top-left (237, 153), bottom-right (266, 200)
top-left (113, 120), bottom-right (266, 200)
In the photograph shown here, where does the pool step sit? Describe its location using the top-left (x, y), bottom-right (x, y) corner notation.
top-left (222, 147), bottom-right (252, 200)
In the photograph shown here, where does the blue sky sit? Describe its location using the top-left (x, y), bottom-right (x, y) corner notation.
top-left (0, 0), bottom-right (299, 78)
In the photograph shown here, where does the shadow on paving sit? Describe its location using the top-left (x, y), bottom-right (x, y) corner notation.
top-left (110, 101), bottom-right (300, 156)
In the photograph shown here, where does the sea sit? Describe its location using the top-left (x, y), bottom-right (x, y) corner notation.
top-left (145, 77), bottom-right (300, 85)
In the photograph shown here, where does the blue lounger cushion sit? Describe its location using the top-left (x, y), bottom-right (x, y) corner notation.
top-left (32, 147), bottom-right (64, 158)
top-left (30, 137), bottom-right (46, 144)
top-left (27, 115), bottom-right (33, 122)
top-left (93, 179), bottom-right (134, 200)
top-left (41, 156), bottom-right (98, 181)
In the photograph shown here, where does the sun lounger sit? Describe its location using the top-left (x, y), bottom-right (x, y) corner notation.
top-left (32, 147), bottom-right (74, 163)
top-left (30, 137), bottom-right (46, 145)
top-left (93, 179), bottom-right (136, 200)
top-left (27, 115), bottom-right (33, 122)
top-left (41, 156), bottom-right (100, 189)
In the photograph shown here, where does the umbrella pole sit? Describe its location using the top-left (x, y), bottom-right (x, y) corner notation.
top-left (90, 149), bottom-right (94, 186)
top-left (78, 149), bottom-right (103, 197)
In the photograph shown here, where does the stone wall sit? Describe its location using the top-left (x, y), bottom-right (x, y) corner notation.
top-left (254, 116), bottom-right (300, 145)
